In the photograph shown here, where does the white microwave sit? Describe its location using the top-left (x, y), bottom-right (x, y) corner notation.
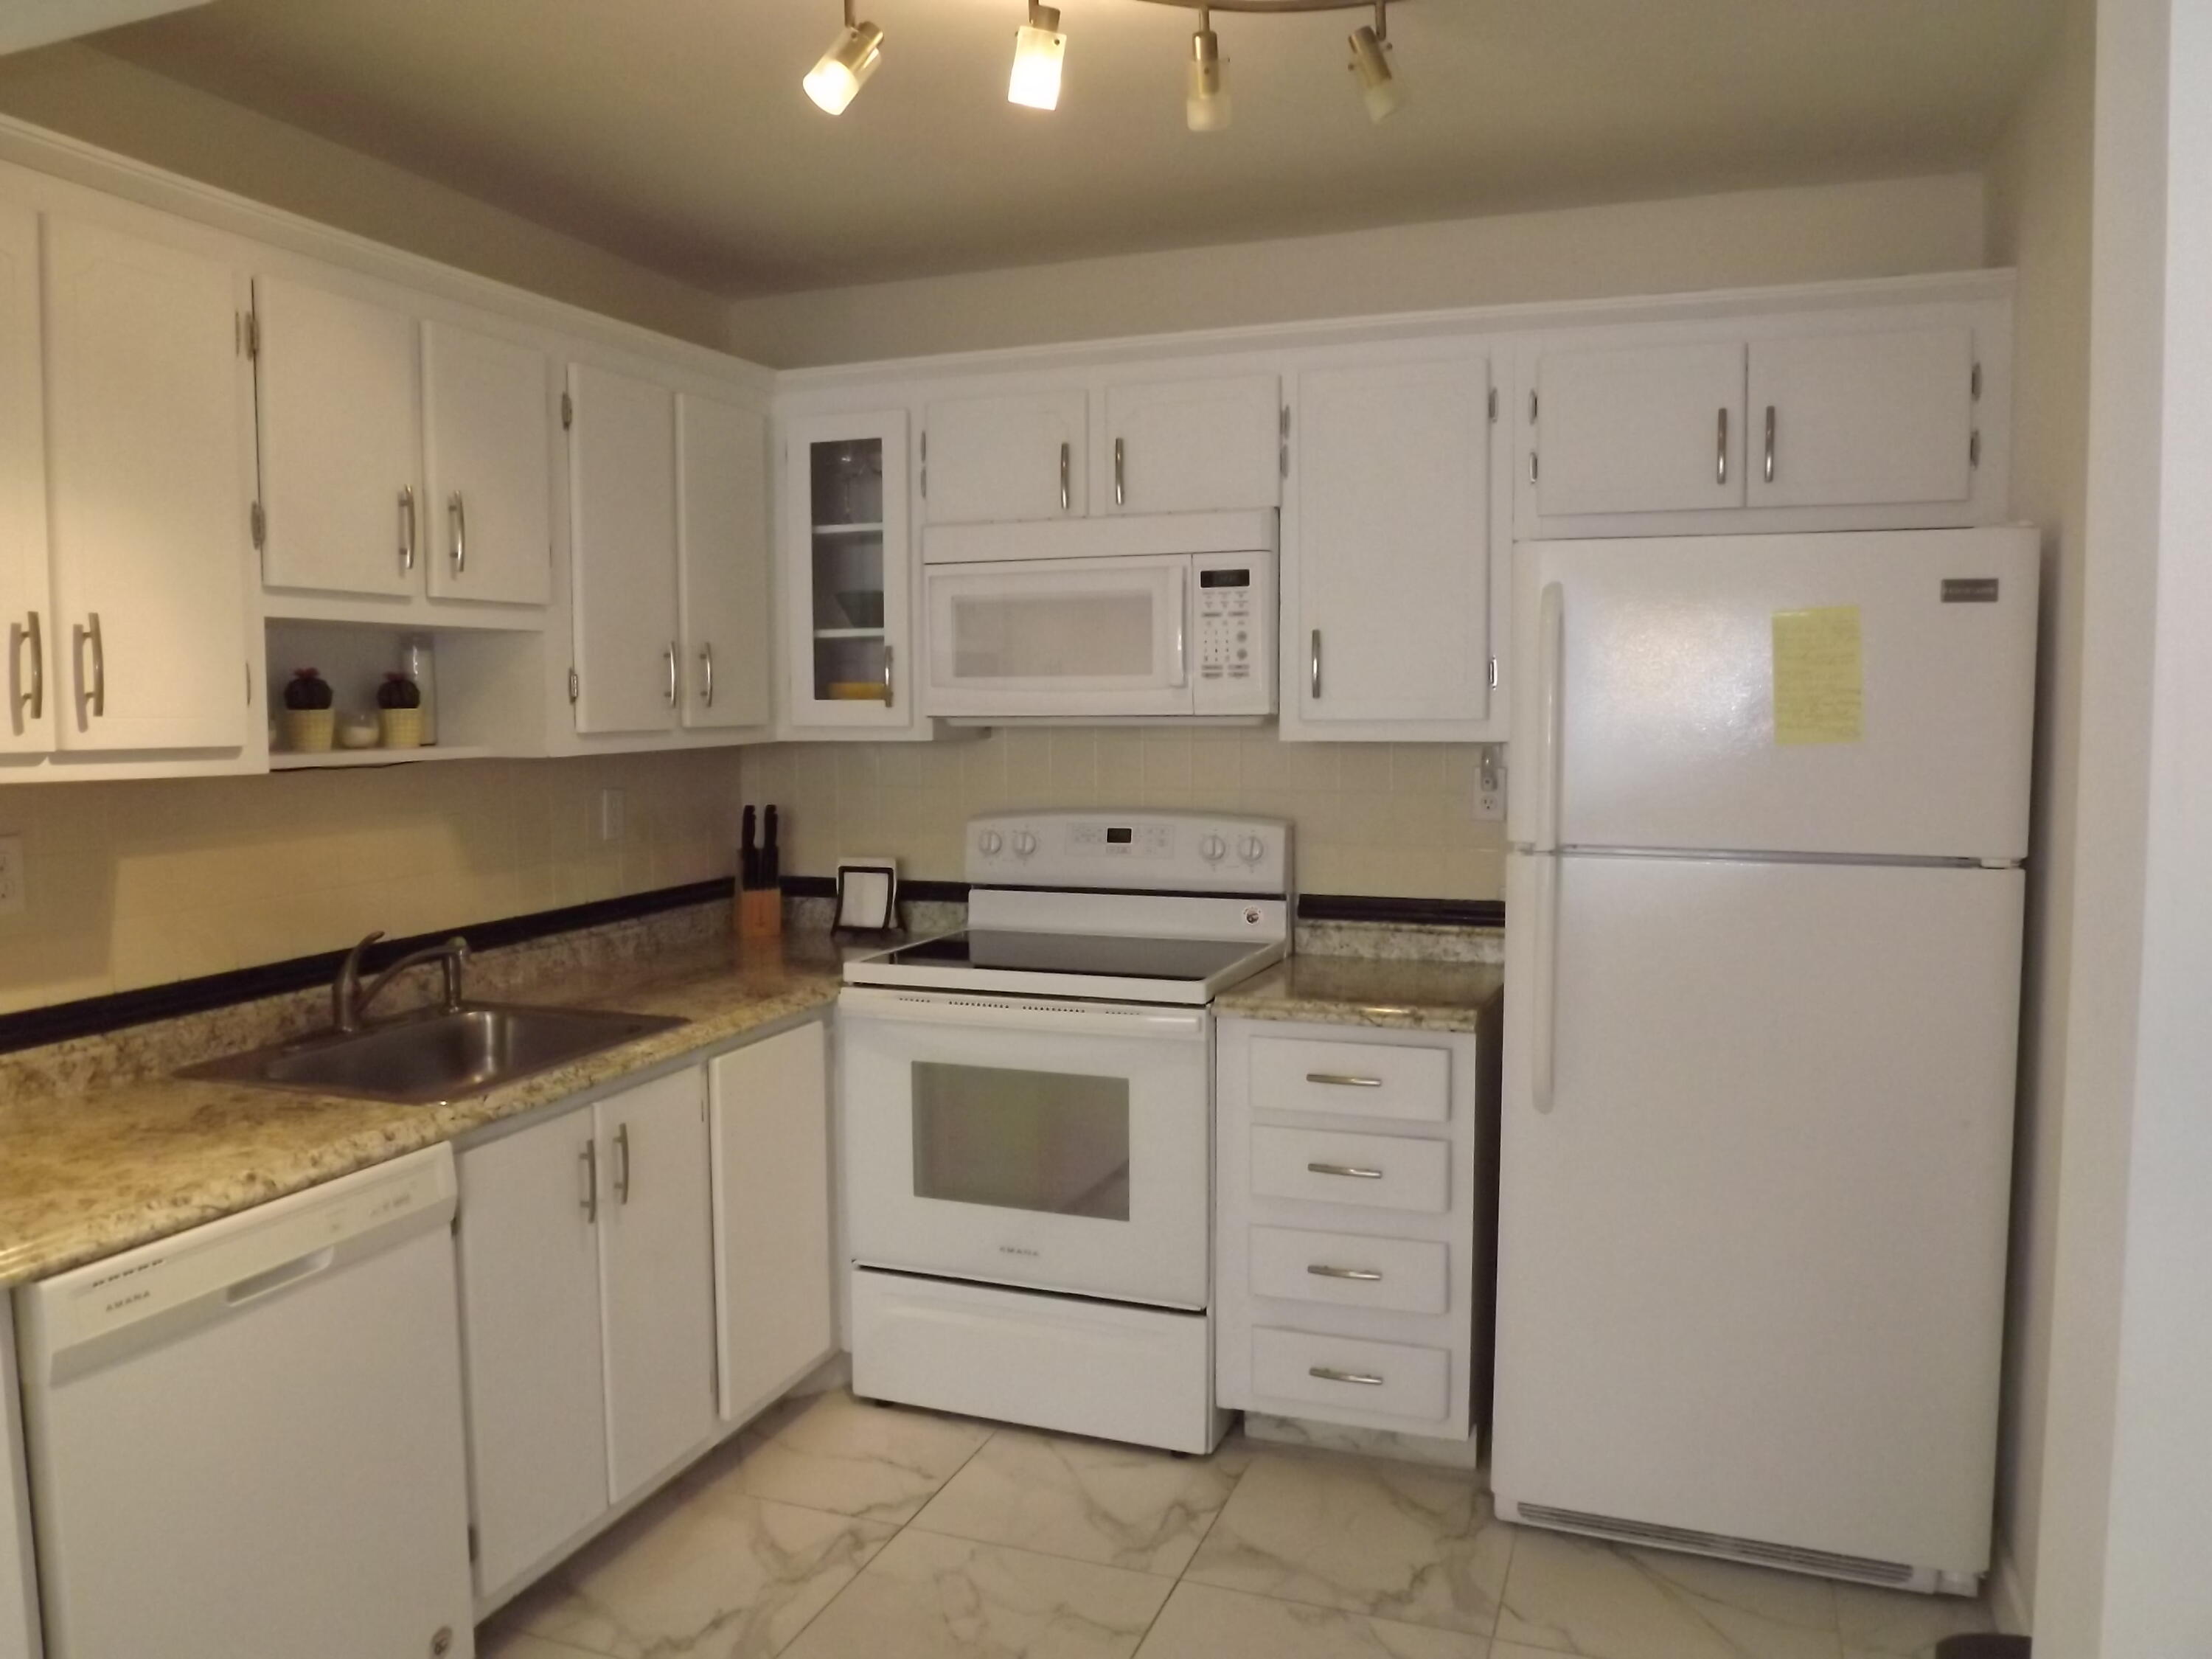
top-left (918, 510), bottom-right (1276, 722)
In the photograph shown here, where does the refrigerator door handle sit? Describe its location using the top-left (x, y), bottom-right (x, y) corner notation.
top-left (1537, 581), bottom-right (1565, 853)
top-left (1532, 852), bottom-right (1561, 1114)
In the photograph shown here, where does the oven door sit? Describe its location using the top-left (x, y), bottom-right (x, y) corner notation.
top-left (921, 555), bottom-right (1192, 717)
top-left (838, 987), bottom-right (1211, 1309)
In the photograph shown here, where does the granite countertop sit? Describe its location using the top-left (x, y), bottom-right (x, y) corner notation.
top-left (0, 938), bottom-right (846, 1289)
top-left (1217, 955), bottom-right (1506, 1034)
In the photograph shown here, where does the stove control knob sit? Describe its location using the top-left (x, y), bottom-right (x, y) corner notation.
top-left (1199, 833), bottom-right (1227, 863)
top-left (1238, 835), bottom-right (1267, 865)
top-left (977, 830), bottom-right (1004, 856)
top-left (1012, 830), bottom-right (1038, 858)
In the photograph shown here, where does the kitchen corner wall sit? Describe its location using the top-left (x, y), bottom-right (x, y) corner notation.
top-left (738, 731), bottom-right (1504, 901)
top-left (0, 751), bottom-right (744, 1017)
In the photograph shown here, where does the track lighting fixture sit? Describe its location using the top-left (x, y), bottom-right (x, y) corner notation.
top-left (1186, 8), bottom-right (1229, 132)
top-left (804, 0), bottom-right (884, 116)
top-left (1348, 1), bottom-right (1399, 124)
top-left (1009, 2), bottom-right (1068, 111)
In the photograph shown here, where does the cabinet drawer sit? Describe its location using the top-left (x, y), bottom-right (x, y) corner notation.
top-left (1249, 1226), bottom-right (1448, 1315)
top-left (1250, 1127), bottom-right (1449, 1214)
top-left (1251, 1326), bottom-right (1450, 1423)
top-left (1251, 1037), bottom-right (1450, 1123)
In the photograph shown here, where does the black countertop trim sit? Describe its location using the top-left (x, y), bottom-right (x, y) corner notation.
top-left (1296, 894), bottom-right (1506, 929)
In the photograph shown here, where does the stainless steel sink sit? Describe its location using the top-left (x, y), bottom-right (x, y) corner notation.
top-left (183, 1003), bottom-right (689, 1105)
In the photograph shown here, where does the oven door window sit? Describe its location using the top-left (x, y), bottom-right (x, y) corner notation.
top-left (911, 1061), bottom-right (1131, 1222)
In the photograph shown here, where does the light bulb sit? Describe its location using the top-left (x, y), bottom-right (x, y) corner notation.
top-left (1009, 4), bottom-right (1065, 111)
top-left (804, 20), bottom-right (883, 115)
top-left (1349, 23), bottom-right (1399, 124)
top-left (1186, 26), bottom-right (1230, 132)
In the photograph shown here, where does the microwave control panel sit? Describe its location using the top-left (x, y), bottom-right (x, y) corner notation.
top-left (1192, 552), bottom-right (1274, 716)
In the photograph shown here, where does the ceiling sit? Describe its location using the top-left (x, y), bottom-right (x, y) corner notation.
top-left (78, 0), bottom-right (2062, 298)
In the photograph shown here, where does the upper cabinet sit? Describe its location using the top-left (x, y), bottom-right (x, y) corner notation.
top-left (1742, 327), bottom-right (1975, 510)
top-left (677, 392), bottom-right (773, 731)
top-left (1103, 372), bottom-right (1281, 514)
top-left (1533, 341), bottom-right (1747, 518)
top-left (567, 363), bottom-right (681, 737)
top-left (923, 389), bottom-right (1085, 524)
top-left (1, 201), bottom-right (51, 762)
top-left (422, 319), bottom-right (554, 606)
top-left (781, 410), bottom-right (914, 730)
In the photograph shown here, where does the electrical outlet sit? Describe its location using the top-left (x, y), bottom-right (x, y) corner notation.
top-left (0, 835), bottom-right (23, 918)
top-left (597, 789), bottom-right (626, 844)
top-left (1472, 745), bottom-right (1506, 822)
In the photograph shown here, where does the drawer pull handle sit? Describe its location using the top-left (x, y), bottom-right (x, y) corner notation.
top-left (1306, 1072), bottom-right (1382, 1088)
top-left (1307, 1161), bottom-right (1384, 1180)
top-left (1307, 1265), bottom-right (1384, 1281)
top-left (1310, 1366), bottom-right (1385, 1387)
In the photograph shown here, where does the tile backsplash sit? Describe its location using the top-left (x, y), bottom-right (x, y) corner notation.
top-left (739, 730), bottom-right (1504, 902)
top-left (0, 750), bottom-right (743, 1015)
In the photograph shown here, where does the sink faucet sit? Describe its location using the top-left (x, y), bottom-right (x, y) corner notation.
top-left (333, 932), bottom-right (471, 1032)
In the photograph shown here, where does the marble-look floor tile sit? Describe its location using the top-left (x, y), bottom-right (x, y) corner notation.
top-left (1834, 1582), bottom-right (1994, 1658)
top-left (1135, 1582), bottom-right (1492, 1658)
top-left (912, 1427), bottom-right (1245, 1576)
top-left (1182, 1450), bottom-right (1510, 1635)
top-left (1495, 1530), bottom-right (1843, 1659)
top-left (476, 1628), bottom-right (605, 1659)
top-left (778, 1529), bottom-right (1175, 1659)
top-left (501, 1480), bottom-right (896, 1659)
top-left (729, 1389), bottom-right (994, 1525)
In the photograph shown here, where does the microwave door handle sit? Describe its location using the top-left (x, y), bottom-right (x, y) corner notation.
top-left (1169, 565), bottom-right (1189, 687)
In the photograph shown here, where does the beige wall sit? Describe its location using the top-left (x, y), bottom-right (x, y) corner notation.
top-left (0, 43), bottom-right (731, 349)
top-left (726, 173), bottom-right (1989, 367)
top-left (740, 732), bottom-right (1503, 902)
top-left (0, 751), bottom-right (742, 1015)
top-left (1981, 0), bottom-right (2096, 1630)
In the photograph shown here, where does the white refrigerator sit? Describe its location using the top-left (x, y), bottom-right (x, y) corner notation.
top-left (1492, 528), bottom-right (2037, 1596)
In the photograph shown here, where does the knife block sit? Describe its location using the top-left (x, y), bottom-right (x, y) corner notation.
top-left (737, 885), bottom-right (782, 942)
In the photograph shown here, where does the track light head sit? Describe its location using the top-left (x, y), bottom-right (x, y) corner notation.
top-left (804, 1), bottom-right (883, 116)
top-left (1009, 2), bottom-right (1067, 111)
top-left (1186, 15), bottom-right (1230, 132)
top-left (1349, 1), bottom-right (1399, 124)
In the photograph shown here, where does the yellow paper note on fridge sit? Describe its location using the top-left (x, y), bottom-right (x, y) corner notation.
top-left (1772, 606), bottom-right (1864, 745)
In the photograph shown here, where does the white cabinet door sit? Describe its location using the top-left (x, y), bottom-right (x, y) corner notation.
top-left (455, 1109), bottom-right (609, 1602)
top-left (710, 1023), bottom-right (835, 1424)
top-left (255, 276), bottom-right (420, 598)
top-left (423, 320), bottom-right (552, 606)
top-left (1290, 356), bottom-right (1492, 726)
top-left (44, 218), bottom-right (252, 754)
top-left (923, 389), bottom-right (1085, 524)
top-left (597, 1069), bottom-right (717, 1503)
top-left (782, 411), bottom-right (914, 729)
top-left (678, 392), bottom-right (771, 731)
top-left (0, 201), bottom-right (50, 761)
top-left (1535, 341), bottom-right (1745, 516)
top-left (1105, 373), bottom-right (1280, 513)
top-left (568, 363), bottom-right (680, 735)
top-left (1746, 327), bottom-right (1976, 510)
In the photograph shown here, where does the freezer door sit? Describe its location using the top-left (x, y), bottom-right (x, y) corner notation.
top-left (1508, 529), bottom-right (2037, 859)
top-left (1495, 850), bottom-right (2022, 1576)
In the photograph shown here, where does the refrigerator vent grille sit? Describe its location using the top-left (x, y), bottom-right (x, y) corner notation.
top-left (1518, 1505), bottom-right (1916, 1587)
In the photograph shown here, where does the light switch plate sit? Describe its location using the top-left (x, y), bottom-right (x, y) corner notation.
top-left (0, 835), bottom-right (23, 917)
top-left (597, 789), bottom-right (626, 843)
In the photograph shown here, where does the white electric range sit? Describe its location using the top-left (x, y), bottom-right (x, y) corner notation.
top-left (838, 810), bottom-right (1291, 1455)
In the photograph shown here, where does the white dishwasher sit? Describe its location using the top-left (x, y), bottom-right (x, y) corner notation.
top-left (14, 1143), bottom-right (476, 1659)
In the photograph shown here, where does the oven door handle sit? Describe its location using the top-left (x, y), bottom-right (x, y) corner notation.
top-left (838, 986), bottom-right (1206, 1040)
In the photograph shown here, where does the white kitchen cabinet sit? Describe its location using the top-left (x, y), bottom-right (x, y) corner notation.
top-left (922, 389), bottom-right (1085, 524)
top-left (568, 362), bottom-right (681, 735)
top-left (1282, 354), bottom-right (1494, 737)
top-left (454, 1104), bottom-right (610, 1604)
top-left (782, 409), bottom-right (913, 729)
top-left (423, 319), bottom-right (553, 606)
top-left (43, 216), bottom-right (254, 754)
top-left (1534, 340), bottom-right (1747, 518)
top-left (678, 392), bottom-right (772, 731)
top-left (254, 276), bottom-right (422, 599)
top-left (1744, 327), bottom-right (1975, 510)
top-left (1103, 373), bottom-right (1280, 513)
top-left (0, 201), bottom-right (49, 764)
top-left (710, 1022), bottom-right (835, 1425)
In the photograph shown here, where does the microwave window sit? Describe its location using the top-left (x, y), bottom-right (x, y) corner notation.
top-left (950, 593), bottom-right (1155, 681)
top-left (911, 1061), bottom-right (1132, 1221)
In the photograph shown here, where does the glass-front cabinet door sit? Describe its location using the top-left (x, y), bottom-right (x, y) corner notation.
top-left (781, 410), bottom-right (912, 728)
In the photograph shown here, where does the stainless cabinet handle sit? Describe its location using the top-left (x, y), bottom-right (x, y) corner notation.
top-left (15, 611), bottom-right (41, 722)
top-left (664, 642), bottom-right (679, 705)
top-left (1309, 629), bottom-right (1321, 700)
top-left (1716, 407), bottom-right (1729, 487)
top-left (75, 613), bottom-right (104, 719)
top-left (1059, 441), bottom-right (1071, 512)
top-left (449, 491), bottom-right (467, 575)
top-left (881, 642), bottom-right (894, 709)
top-left (700, 642), bottom-right (715, 707)
top-left (1307, 1265), bottom-right (1384, 1281)
top-left (580, 1139), bottom-right (599, 1223)
top-left (400, 487), bottom-right (417, 572)
top-left (1307, 1161), bottom-right (1383, 1180)
top-left (1763, 405), bottom-right (1776, 484)
top-left (1310, 1366), bottom-right (1385, 1386)
top-left (1306, 1072), bottom-right (1382, 1088)
top-left (614, 1123), bottom-right (632, 1204)
top-left (1113, 436), bottom-right (1125, 507)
